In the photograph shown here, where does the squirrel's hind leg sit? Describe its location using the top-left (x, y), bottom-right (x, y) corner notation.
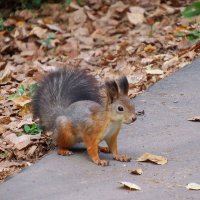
top-left (56, 116), bottom-right (76, 156)
top-left (98, 146), bottom-right (110, 153)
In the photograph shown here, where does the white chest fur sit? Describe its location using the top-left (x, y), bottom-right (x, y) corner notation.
top-left (102, 121), bottom-right (122, 141)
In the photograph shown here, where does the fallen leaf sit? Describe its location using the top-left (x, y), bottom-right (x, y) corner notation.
top-left (137, 153), bottom-right (168, 165)
top-left (128, 168), bottom-right (143, 175)
top-left (146, 69), bottom-right (164, 75)
top-left (5, 134), bottom-right (31, 150)
top-left (18, 104), bottom-right (32, 117)
top-left (20, 51), bottom-right (35, 57)
top-left (127, 7), bottom-right (145, 25)
top-left (0, 161), bottom-right (27, 172)
top-left (162, 56), bottom-right (179, 70)
top-left (15, 21), bottom-right (25, 27)
top-left (0, 62), bottom-right (13, 83)
top-left (17, 115), bottom-right (34, 128)
top-left (0, 126), bottom-right (7, 135)
top-left (30, 26), bottom-right (47, 39)
top-left (0, 116), bottom-right (11, 125)
top-left (45, 24), bottom-right (64, 33)
top-left (120, 181), bottom-right (141, 190)
top-left (186, 183), bottom-right (200, 190)
top-left (188, 116), bottom-right (200, 122)
top-left (144, 44), bottom-right (156, 52)
top-left (27, 145), bottom-right (37, 156)
top-left (11, 95), bottom-right (31, 107)
top-left (30, 133), bottom-right (41, 140)
top-left (111, 1), bottom-right (128, 13)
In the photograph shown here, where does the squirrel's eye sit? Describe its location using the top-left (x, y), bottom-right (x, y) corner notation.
top-left (118, 106), bottom-right (124, 112)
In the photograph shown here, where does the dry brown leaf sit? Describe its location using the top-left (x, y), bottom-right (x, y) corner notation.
top-left (146, 69), bottom-right (163, 75)
top-left (188, 116), bottom-right (200, 122)
top-left (0, 126), bottom-right (7, 135)
top-left (5, 134), bottom-right (31, 150)
top-left (162, 56), bottom-right (179, 70)
top-left (18, 104), bottom-right (32, 117)
top-left (30, 26), bottom-right (47, 38)
top-left (137, 153), bottom-right (168, 165)
top-left (69, 8), bottom-right (87, 29)
top-left (127, 7), bottom-right (145, 25)
top-left (17, 115), bottom-right (34, 128)
top-left (128, 168), bottom-right (143, 175)
top-left (5, 121), bottom-right (21, 132)
top-left (0, 161), bottom-right (27, 172)
top-left (11, 95), bottom-right (31, 107)
top-left (186, 183), bottom-right (200, 190)
top-left (0, 62), bottom-right (13, 83)
top-left (144, 44), bottom-right (156, 52)
top-left (27, 145), bottom-right (37, 156)
top-left (45, 24), bottom-right (64, 33)
top-left (0, 116), bottom-right (11, 125)
top-left (20, 51), bottom-right (35, 57)
top-left (120, 181), bottom-right (141, 190)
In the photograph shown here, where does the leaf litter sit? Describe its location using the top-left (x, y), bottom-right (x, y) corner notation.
top-left (0, 0), bottom-right (199, 182)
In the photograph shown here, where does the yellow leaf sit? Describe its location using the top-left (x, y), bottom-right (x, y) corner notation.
top-left (16, 21), bottom-right (25, 27)
top-left (18, 104), bottom-right (32, 117)
top-left (11, 95), bottom-right (31, 107)
top-left (137, 153), bottom-right (168, 165)
top-left (144, 45), bottom-right (156, 52)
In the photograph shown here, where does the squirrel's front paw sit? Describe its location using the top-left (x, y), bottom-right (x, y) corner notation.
top-left (94, 159), bottom-right (109, 166)
top-left (113, 154), bottom-right (131, 162)
top-left (58, 149), bottom-right (73, 156)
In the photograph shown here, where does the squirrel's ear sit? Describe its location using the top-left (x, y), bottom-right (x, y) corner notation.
top-left (105, 80), bottom-right (119, 104)
top-left (118, 76), bottom-right (129, 96)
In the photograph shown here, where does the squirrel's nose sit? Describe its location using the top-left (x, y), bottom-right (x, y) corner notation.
top-left (132, 116), bottom-right (137, 122)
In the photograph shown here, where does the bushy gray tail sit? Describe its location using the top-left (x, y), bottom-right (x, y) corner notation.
top-left (32, 68), bottom-right (102, 131)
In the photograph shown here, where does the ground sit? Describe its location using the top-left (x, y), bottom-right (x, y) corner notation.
top-left (0, 57), bottom-right (200, 200)
top-left (0, 0), bottom-right (200, 182)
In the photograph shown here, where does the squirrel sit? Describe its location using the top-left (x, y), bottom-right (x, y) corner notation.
top-left (32, 68), bottom-right (137, 166)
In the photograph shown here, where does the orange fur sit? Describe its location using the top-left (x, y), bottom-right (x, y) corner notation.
top-left (57, 121), bottom-right (75, 156)
top-left (106, 127), bottom-right (131, 162)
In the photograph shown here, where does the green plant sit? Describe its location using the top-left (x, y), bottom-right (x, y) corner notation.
top-left (0, 17), bottom-right (14, 31)
top-left (65, 0), bottom-right (85, 6)
top-left (0, 151), bottom-right (8, 159)
top-left (8, 84), bottom-right (37, 99)
top-left (24, 123), bottom-right (43, 135)
top-left (182, 2), bottom-right (200, 18)
top-left (0, 17), bottom-right (4, 31)
top-left (176, 30), bottom-right (200, 43)
top-left (21, 0), bottom-right (42, 9)
top-left (40, 33), bottom-right (55, 48)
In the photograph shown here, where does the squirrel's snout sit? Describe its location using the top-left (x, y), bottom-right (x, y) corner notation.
top-left (132, 116), bottom-right (137, 122)
top-left (125, 116), bottom-right (137, 124)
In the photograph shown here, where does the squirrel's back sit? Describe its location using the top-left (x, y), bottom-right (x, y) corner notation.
top-left (32, 68), bottom-right (102, 130)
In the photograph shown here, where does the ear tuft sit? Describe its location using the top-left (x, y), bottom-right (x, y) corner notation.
top-left (105, 80), bottom-right (119, 104)
top-left (118, 76), bottom-right (129, 95)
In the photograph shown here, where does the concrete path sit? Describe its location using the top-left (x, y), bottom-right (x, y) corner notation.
top-left (1, 58), bottom-right (200, 200)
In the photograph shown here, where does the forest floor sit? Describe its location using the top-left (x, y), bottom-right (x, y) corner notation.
top-left (0, 0), bottom-right (200, 182)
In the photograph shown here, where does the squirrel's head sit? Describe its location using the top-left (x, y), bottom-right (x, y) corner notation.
top-left (105, 76), bottom-right (136, 124)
